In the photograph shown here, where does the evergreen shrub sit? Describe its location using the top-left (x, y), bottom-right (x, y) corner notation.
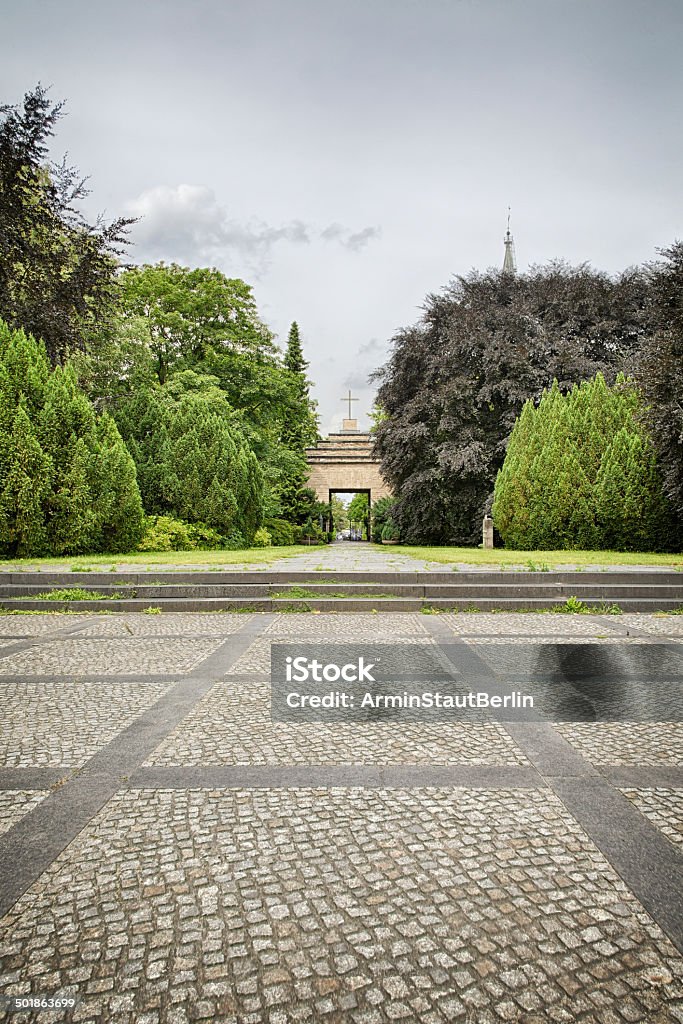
top-left (492, 374), bottom-right (670, 551)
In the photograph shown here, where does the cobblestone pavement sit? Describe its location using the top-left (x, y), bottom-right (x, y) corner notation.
top-left (0, 610), bottom-right (682, 1024)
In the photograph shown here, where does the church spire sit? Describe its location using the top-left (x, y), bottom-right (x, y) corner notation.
top-left (503, 207), bottom-right (516, 274)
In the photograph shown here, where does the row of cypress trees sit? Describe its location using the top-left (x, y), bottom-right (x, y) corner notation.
top-left (492, 375), bottom-right (670, 551)
top-left (0, 321), bottom-right (144, 557)
top-left (114, 381), bottom-right (264, 545)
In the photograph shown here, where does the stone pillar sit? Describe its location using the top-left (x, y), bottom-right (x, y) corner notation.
top-left (482, 515), bottom-right (494, 549)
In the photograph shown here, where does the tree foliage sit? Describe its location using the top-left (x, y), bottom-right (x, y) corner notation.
top-left (492, 375), bottom-right (669, 551)
top-left (638, 242), bottom-right (683, 528)
top-left (0, 85), bottom-right (131, 365)
top-left (114, 376), bottom-right (264, 544)
top-left (0, 320), bottom-right (143, 556)
top-left (373, 263), bottom-right (650, 544)
top-left (84, 266), bottom-right (318, 524)
top-left (275, 321), bottom-right (319, 521)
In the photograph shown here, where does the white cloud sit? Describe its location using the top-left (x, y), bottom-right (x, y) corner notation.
top-left (126, 185), bottom-right (380, 274)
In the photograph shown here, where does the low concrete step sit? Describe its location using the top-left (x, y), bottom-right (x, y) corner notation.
top-left (0, 596), bottom-right (681, 613)
top-left (0, 569), bottom-right (681, 587)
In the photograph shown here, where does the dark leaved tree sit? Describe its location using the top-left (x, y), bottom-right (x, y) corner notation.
top-left (373, 263), bottom-right (650, 544)
top-left (0, 85), bottom-right (132, 365)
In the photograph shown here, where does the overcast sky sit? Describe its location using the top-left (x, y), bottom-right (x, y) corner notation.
top-left (3, 0), bottom-right (682, 431)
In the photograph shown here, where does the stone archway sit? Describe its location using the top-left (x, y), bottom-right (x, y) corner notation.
top-left (305, 427), bottom-right (391, 540)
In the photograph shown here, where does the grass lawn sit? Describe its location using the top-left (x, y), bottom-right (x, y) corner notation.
top-left (0, 544), bottom-right (323, 572)
top-left (397, 546), bottom-right (683, 568)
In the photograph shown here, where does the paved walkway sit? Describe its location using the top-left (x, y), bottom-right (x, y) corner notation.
top-left (0, 610), bottom-right (682, 1022)
top-left (267, 541), bottom-right (435, 572)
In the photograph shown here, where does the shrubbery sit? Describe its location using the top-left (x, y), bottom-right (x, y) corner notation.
top-left (115, 383), bottom-right (264, 544)
top-left (137, 516), bottom-right (240, 552)
top-left (492, 374), bottom-right (670, 551)
top-left (264, 518), bottom-right (296, 546)
top-left (371, 497), bottom-right (396, 543)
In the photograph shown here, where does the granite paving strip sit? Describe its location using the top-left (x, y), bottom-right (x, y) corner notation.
top-left (604, 767), bottom-right (683, 788)
top-left (131, 764), bottom-right (543, 789)
top-left (0, 614), bottom-right (270, 918)
top-left (422, 614), bottom-right (683, 956)
top-left (0, 768), bottom-right (75, 791)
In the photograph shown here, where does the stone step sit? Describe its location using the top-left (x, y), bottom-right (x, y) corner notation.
top-left (0, 581), bottom-right (681, 600)
top-left (0, 595), bottom-right (681, 613)
top-left (0, 570), bottom-right (680, 587)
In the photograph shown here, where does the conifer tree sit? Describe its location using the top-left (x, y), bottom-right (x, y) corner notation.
top-left (278, 322), bottom-right (319, 521)
top-left (91, 413), bottom-right (144, 553)
top-left (0, 401), bottom-right (52, 557)
top-left (492, 374), bottom-right (670, 551)
top-left (0, 319), bottom-right (144, 555)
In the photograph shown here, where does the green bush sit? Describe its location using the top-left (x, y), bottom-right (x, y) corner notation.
top-left (381, 522), bottom-right (400, 542)
top-left (372, 496), bottom-right (396, 543)
top-left (137, 516), bottom-right (195, 552)
top-left (222, 530), bottom-right (246, 550)
top-left (264, 518), bottom-right (296, 546)
top-left (296, 518), bottom-right (325, 544)
top-left (252, 527), bottom-right (272, 548)
top-left (0, 321), bottom-right (144, 557)
top-left (186, 522), bottom-right (224, 549)
top-left (492, 374), bottom-right (669, 551)
top-left (115, 386), bottom-right (264, 543)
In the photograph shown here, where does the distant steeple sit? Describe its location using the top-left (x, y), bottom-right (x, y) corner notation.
top-left (503, 207), bottom-right (516, 274)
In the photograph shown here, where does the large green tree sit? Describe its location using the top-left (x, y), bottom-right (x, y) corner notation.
top-left (637, 242), bottom-right (683, 533)
top-left (0, 85), bottom-right (131, 365)
top-left (96, 266), bottom-right (315, 521)
top-left (118, 263), bottom-right (275, 384)
top-left (373, 263), bottom-right (650, 544)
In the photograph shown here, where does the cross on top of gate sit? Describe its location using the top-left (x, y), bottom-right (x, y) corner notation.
top-left (340, 390), bottom-right (358, 420)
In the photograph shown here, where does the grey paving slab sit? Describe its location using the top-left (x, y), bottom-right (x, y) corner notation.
top-left (2, 788), bottom-right (682, 1023)
top-left (0, 769), bottom-right (73, 791)
top-left (131, 765), bottom-right (544, 788)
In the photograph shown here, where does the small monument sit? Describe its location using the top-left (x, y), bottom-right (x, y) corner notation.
top-left (340, 389), bottom-right (360, 433)
top-left (483, 515), bottom-right (494, 549)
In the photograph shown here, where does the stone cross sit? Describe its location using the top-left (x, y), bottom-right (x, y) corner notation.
top-left (340, 390), bottom-right (359, 420)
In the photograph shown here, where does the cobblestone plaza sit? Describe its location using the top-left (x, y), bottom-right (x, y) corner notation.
top-left (0, 607), bottom-right (682, 1023)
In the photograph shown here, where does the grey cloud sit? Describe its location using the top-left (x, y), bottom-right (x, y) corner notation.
top-left (344, 226), bottom-right (381, 251)
top-left (126, 186), bottom-right (379, 274)
top-left (321, 222), bottom-right (380, 251)
top-left (125, 185), bottom-right (311, 273)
